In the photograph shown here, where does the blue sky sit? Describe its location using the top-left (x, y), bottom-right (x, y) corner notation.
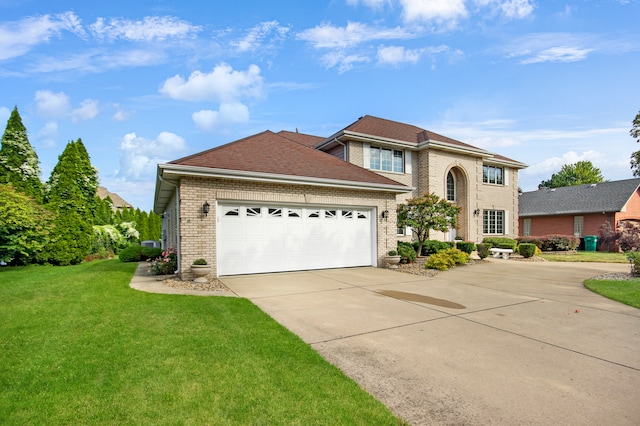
top-left (1, 0), bottom-right (638, 211)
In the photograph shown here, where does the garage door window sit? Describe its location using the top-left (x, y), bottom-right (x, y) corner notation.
top-left (325, 210), bottom-right (337, 218)
top-left (308, 210), bottom-right (320, 218)
top-left (288, 208), bottom-right (301, 218)
top-left (268, 208), bottom-right (282, 217)
top-left (342, 210), bottom-right (353, 218)
top-left (247, 207), bottom-right (261, 217)
top-left (223, 206), bottom-right (239, 216)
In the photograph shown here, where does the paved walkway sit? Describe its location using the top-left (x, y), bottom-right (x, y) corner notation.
top-left (130, 260), bottom-right (640, 425)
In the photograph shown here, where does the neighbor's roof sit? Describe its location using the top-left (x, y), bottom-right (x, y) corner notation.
top-left (519, 178), bottom-right (640, 217)
top-left (320, 115), bottom-right (527, 168)
top-left (96, 186), bottom-right (132, 209)
top-left (155, 130), bottom-right (412, 213)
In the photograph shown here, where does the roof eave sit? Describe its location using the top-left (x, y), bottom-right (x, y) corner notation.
top-left (156, 163), bottom-right (413, 206)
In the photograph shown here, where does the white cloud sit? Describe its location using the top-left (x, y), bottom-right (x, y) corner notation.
top-left (523, 150), bottom-right (610, 176)
top-left (321, 51), bottom-right (370, 73)
top-left (117, 131), bottom-right (187, 180)
top-left (192, 102), bottom-right (250, 132)
top-left (35, 90), bottom-right (71, 119)
top-left (504, 33), bottom-right (599, 64)
top-left (297, 21), bottom-right (414, 49)
top-left (35, 122), bottom-right (58, 148)
top-left (231, 21), bottom-right (289, 52)
top-left (89, 16), bottom-right (201, 42)
top-left (400, 0), bottom-right (467, 24)
top-left (112, 104), bottom-right (132, 122)
top-left (71, 99), bottom-right (99, 122)
top-left (474, 0), bottom-right (535, 19)
top-left (0, 12), bottom-right (85, 61)
top-left (159, 63), bottom-right (264, 102)
top-left (520, 46), bottom-right (594, 64)
top-left (377, 45), bottom-right (422, 65)
top-left (346, 0), bottom-right (390, 8)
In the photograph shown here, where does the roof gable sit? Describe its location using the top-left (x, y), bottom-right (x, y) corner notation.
top-left (519, 179), bottom-right (640, 216)
top-left (329, 115), bottom-right (525, 167)
top-left (169, 130), bottom-right (404, 187)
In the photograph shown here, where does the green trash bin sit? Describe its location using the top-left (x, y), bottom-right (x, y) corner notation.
top-left (584, 235), bottom-right (598, 251)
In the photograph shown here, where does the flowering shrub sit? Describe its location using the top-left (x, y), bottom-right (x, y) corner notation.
top-left (148, 247), bottom-right (177, 275)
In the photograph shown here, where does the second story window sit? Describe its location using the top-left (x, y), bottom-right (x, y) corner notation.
top-left (483, 165), bottom-right (504, 185)
top-left (370, 147), bottom-right (404, 173)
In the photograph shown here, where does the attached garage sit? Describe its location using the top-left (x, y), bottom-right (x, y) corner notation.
top-left (154, 130), bottom-right (412, 280)
top-left (217, 203), bottom-right (375, 275)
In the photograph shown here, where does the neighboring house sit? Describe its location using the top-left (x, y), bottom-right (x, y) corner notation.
top-left (518, 178), bottom-right (640, 249)
top-left (96, 186), bottom-right (133, 210)
top-left (154, 115), bottom-right (526, 278)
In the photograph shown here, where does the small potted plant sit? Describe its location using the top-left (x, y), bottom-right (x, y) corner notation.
top-left (385, 250), bottom-right (402, 269)
top-left (190, 258), bottom-right (211, 283)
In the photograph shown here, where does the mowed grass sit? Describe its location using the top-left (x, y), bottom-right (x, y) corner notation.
top-left (584, 279), bottom-right (640, 309)
top-left (0, 260), bottom-right (402, 425)
top-left (539, 251), bottom-right (629, 263)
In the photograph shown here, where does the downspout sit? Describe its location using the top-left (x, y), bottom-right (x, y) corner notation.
top-left (333, 138), bottom-right (347, 161)
top-left (158, 174), bottom-right (181, 274)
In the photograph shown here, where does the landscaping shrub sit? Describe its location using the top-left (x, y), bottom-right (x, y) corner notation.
top-left (477, 243), bottom-right (492, 259)
top-left (425, 248), bottom-right (469, 271)
top-left (547, 234), bottom-right (580, 251)
top-left (397, 241), bottom-right (416, 264)
top-left (141, 247), bottom-right (163, 260)
top-left (516, 235), bottom-right (579, 251)
top-left (148, 247), bottom-right (178, 275)
top-left (421, 240), bottom-right (455, 255)
top-left (626, 252), bottom-right (640, 276)
top-left (118, 245), bottom-right (144, 262)
top-left (455, 241), bottom-right (476, 254)
top-left (518, 243), bottom-right (536, 258)
top-left (483, 237), bottom-right (517, 251)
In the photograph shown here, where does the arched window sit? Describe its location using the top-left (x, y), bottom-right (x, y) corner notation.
top-left (446, 171), bottom-right (456, 202)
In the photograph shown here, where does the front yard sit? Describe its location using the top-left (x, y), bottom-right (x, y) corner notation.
top-left (0, 260), bottom-right (402, 425)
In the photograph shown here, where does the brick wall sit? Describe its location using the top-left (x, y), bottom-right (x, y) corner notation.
top-left (176, 176), bottom-right (400, 279)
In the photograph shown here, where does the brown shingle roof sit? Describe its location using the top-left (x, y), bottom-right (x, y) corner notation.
top-left (96, 186), bottom-right (132, 209)
top-left (277, 130), bottom-right (325, 147)
top-left (170, 130), bottom-right (405, 187)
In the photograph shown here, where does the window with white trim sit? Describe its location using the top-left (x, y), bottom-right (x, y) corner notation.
top-left (483, 165), bottom-right (504, 185)
top-left (369, 146), bottom-right (404, 173)
top-left (446, 171), bottom-right (456, 202)
top-left (574, 216), bottom-right (584, 237)
top-left (483, 210), bottom-right (505, 235)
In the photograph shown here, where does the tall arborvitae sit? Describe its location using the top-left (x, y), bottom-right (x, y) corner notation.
top-left (0, 107), bottom-right (43, 202)
top-left (43, 140), bottom-right (93, 265)
top-left (74, 138), bottom-right (99, 217)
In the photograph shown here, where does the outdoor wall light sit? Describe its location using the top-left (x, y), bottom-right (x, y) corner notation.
top-left (381, 210), bottom-right (389, 219)
top-left (202, 201), bottom-right (210, 217)
top-left (473, 208), bottom-right (481, 216)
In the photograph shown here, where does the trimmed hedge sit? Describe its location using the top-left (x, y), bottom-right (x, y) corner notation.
top-left (455, 241), bottom-right (476, 254)
top-left (118, 245), bottom-right (144, 262)
top-left (421, 240), bottom-right (455, 255)
top-left (516, 235), bottom-right (580, 251)
top-left (483, 237), bottom-right (517, 251)
top-left (518, 243), bottom-right (536, 258)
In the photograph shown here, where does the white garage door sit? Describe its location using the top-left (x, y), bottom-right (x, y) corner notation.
top-left (217, 203), bottom-right (375, 276)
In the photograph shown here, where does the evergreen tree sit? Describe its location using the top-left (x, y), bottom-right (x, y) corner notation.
top-left (75, 138), bottom-right (99, 218)
top-left (0, 107), bottom-right (43, 202)
top-left (43, 140), bottom-right (93, 264)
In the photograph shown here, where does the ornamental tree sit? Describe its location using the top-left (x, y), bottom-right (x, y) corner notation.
top-left (397, 192), bottom-right (461, 256)
top-left (0, 107), bottom-right (43, 202)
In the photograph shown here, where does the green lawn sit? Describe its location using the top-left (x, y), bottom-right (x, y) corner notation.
top-left (584, 279), bottom-right (640, 309)
top-left (0, 260), bottom-right (402, 425)
top-left (539, 251), bottom-right (629, 263)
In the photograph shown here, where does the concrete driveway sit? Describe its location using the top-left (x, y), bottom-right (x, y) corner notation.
top-left (221, 260), bottom-right (640, 425)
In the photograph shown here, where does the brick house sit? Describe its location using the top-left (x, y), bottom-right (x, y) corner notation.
top-left (154, 115), bottom-right (526, 278)
top-left (518, 178), bottom-right (640, 249)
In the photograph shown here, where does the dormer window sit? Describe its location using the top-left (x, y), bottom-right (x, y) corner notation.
top-left (369, 146), bottom-right (404, 173)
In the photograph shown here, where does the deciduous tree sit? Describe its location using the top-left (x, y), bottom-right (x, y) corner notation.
top-left (539, 161), bottom-right (605, 188)
top-left (630, 110), bottom-right (640, 176)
